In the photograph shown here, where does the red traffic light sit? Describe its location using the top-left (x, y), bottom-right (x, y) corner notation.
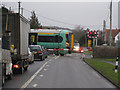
top-left (90, 32), bottom-right (92, 34)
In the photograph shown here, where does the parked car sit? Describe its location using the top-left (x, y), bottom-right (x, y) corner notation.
top-left (73, 43), bottom-right (84, 53)
top-left (29, 45), bottom-right (46, 61)
top-left (28, 47), bottom-right (34, 64)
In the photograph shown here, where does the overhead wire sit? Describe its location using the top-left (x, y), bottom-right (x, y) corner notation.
top-left (23, 8), bottom-right (78, 27)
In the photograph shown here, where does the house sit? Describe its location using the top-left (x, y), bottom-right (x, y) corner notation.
top-left (114, 32), bottom-right (120, 43)
top-left (105, 29), bottom-right (120, 43)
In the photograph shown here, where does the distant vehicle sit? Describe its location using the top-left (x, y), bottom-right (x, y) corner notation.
top-left (41, 46), bottom-right (48, 58)
top-left (29, 45), bottom-right (46, 61)
top-left (28, 48), bottom-right (34, 64)
top-left (29, 29), bottom-right (74, 56)
top-left (102, 44), bottom-right (107, 46)
top-left (73, 43), bottom-right (84, 53)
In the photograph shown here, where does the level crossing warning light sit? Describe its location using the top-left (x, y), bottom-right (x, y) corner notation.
top-left (87, 30), bottom-right (99, 38)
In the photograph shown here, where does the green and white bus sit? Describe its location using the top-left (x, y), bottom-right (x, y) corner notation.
top-left (29, 29), bottom-right (74, 56)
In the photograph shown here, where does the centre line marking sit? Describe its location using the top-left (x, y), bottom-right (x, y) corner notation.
top-left (46, 65), bottom-right (49, 67)
top-left (33, 84), bottom-right (38, 87)
top-left (44, 69), bottom-right (47, 71)
top-left (21, 56), bottom-right (56, 88)
top-left (40, 74), bottom-right (44, 77)
top-left (55, 56), bottom-right (59, 59)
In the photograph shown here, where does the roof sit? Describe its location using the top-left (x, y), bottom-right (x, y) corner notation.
top-left (115, 32), bottom-right (120, 37)
top-left (106, 29), bottom-right (120, 40)
top-left (30, 29), bottom-right (72, 34)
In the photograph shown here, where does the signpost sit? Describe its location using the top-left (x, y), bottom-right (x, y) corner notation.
top-left (88, 40), bottom-right (91, 47)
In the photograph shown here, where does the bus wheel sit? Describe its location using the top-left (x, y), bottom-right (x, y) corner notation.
top-left (56, 53), bottom-right (59, 56)
top-left (60, 54), bottom-right (64, 56)
top-left (68, 51), bottom-right (72, 54)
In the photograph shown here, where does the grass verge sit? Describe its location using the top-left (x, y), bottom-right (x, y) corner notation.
top-left (85, 51), bottom-right (93, 55)
top-left (85, 58), bottom-right (120, 87)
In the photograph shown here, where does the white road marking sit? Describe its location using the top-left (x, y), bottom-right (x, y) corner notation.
top-left (46, 65), bottom-right (49, 67)
top-left (21, 56), bottom-right (56, 88)
top-left (40, 74), bottom-right (44, 77)
top-left (54, 56), bottom-right (60, 60)
top-left (32, 84), bottom-right (38, 87)
top-left (44, 69), bottom-right (47, 71)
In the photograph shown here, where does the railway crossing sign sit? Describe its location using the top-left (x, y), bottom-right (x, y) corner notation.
top-left (87, 30), bottom-right (99, 38)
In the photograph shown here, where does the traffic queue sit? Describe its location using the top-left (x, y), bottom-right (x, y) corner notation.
top-left (1, 6), bottom-right (83, 86)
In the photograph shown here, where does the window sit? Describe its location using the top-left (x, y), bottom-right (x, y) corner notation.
top-left (38, 36), bottom-right (63, 43)
top-left (2, 36), bottom-right (10, 50)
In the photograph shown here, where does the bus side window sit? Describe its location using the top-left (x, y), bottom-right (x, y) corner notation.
top-left (58, 36), bottom-right (63, 43)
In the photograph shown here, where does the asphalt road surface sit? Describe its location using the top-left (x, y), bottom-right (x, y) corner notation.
top-left (3, 53), bottom-right (116, 88)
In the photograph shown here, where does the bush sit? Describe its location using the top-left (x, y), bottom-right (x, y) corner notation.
top-left (93, 46), bottom-right (117, 58)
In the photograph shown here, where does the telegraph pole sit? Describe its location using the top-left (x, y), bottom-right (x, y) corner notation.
top-left (110, 0), bottom-right (112, 46)
top-left (21, 8), bottom-right (23, 15)
top-left (18, 1), bottom-right (21, 14)
top-left (103, 20), bottom-right (106, 44)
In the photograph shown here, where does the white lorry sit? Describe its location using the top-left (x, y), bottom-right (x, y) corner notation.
top-left (1, 6), bottom-right (30, 86)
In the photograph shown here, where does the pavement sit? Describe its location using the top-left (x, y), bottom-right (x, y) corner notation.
top-left (2, 53), bottom-right (116, 88)
top-left (101, 60), bottom-right (120, 67)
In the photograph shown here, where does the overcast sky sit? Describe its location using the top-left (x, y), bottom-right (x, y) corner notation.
top-left (1, 1), bottom-right (118, 30)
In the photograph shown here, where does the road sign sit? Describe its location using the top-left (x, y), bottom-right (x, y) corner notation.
top-left (88, 40), bottom-right (91, 47)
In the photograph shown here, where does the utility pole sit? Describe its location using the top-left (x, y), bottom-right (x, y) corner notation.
top-left (110, 0), bottom-right (112, 46)
top-left (21, 8), bottom-right (23, 15)
top-left (18, 1), bottom-right (21, 14)
top-left (103, 20), bottom-right (106, 44)
top-left (9, 7), bottom-right (11, 11)
top-left (95, 38), bottom-right (97, 46)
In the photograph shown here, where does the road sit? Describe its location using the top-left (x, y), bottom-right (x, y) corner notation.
top-left (3, 53), bottom-right (116, 88)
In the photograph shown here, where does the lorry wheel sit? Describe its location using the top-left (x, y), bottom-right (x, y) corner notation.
top-left (7, 73), bottom-right (13, 80)
top-left (2, 75), bottom-right (5, 86)
top-left (60, 54), bottom-right (64, 56)
top-left (19, 67), bottom-right (24, 74)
